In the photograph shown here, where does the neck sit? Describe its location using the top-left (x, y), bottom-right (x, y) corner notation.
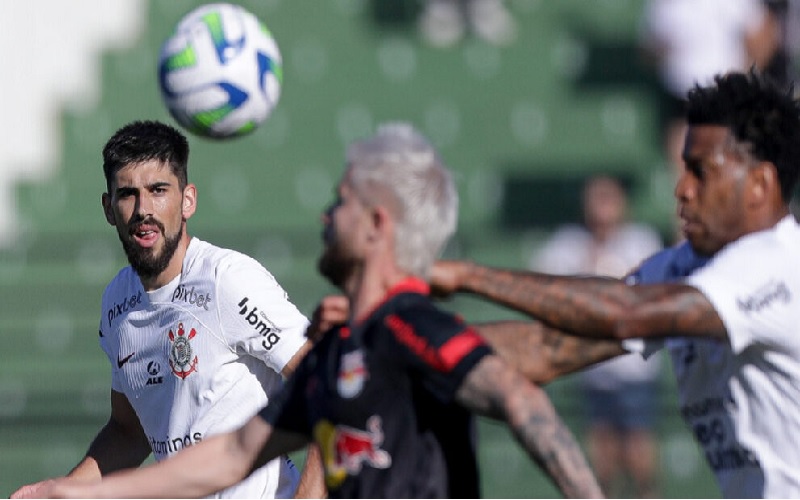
top-left (743, 206), bottom-right (791, 238)
top-left (344, 259), bottom-right (412, 324)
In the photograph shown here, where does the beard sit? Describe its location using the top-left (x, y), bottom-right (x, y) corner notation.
top-left (120, 220), bottom-right (183, 280)
top-left (318, 243), bottom-right (357, 290)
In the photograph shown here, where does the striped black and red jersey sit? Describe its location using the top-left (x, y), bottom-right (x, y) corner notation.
top-left (259, 277), bottom-right (492, 498)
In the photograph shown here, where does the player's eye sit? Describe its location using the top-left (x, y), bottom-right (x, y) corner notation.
top-left (685, 162), bottom-right (704, 180)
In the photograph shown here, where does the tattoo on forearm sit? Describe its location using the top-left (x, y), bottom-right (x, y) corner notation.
top-left (513, 396), bottom-right (601, 498)
top-left (466, 266), bottom-right (724, 339)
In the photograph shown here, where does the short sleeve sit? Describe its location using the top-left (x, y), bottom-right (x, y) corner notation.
top-left (622, 337), bottom-right (664, 360)
top-left (98, 320), bottom-right (124, 393)
top-left (687, 239), bottom-right (796, 355)
top-left (216, 257), bottom-right (309, 374)
top-left (382, 305), bottom-right (492, 403)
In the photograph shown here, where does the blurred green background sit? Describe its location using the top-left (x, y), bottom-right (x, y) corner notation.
top-left (0, 0), bottom-right (720, 497)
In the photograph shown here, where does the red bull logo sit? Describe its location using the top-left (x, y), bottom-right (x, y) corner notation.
top-left (315, 415), bottom-right (392, 488)
top-left (337, 349), bottom-right (367, 398)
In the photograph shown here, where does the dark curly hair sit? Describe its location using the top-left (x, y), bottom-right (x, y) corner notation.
top-left (686, 70), bottom-right (800, 202)
top-left (102, 120), bottom-right (189, 193)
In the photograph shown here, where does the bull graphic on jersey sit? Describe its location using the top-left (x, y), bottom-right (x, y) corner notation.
top-left (168, 322), bottom-right (199, 379)
top-left (314, 416), bottom-right (392, 488)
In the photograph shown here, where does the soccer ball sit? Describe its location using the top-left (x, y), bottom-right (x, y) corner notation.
top-left (158, 3), bottom-right (283, 139)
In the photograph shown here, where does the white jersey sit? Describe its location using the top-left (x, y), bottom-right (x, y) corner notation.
top-left (633, 216), bottom-right (800, 497)
top-left (98, 238), bottom-right (309, 498)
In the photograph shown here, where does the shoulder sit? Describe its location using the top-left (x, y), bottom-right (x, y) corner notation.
top-left (102, 267), bottom-right (139, 301)
top-left (714, 218), bottom-right (798, 264)
top-left (186, 238), bottom-right (271, 281)
top-left (381, 294), bottom-right (478, 343)
top-left (692, 219), bottom-right (798, 281)
top-left (628, 241), bottom-right (707, 284)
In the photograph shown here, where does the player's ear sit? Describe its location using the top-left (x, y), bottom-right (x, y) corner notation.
top-left (101, 193), bottom-right (115, 226)
top-left (182, 183), bottom-right (197, 219)
top-left (370, 205), bottom-right (393, 241)
top-left (748, 161), bottom-right (777, 208)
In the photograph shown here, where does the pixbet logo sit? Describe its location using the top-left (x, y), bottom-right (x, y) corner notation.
top-left (171, 284), bottom-right (211, 310)
top-left (107, 291), bottom-right (143, 327)
top-left (237, 297), bottom-right (281, 350)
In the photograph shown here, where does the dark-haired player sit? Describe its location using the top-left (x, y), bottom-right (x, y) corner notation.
top-left (430, 70), bottom-right (800, 498)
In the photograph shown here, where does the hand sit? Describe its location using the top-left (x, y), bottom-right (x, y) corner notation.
top-left (306, 295), bottom-right (349, 343)
top-left (11, 479), bottom-right (58, 499)
top-left (429, 260), bottom-right (470, 298)
top-left (37, 477), bottom-right (98, 499)
top-left (12, 477), bottom-right (97, 499)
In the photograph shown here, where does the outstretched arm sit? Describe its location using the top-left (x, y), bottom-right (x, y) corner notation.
top-left (432, 260), bottom-right (726, 340)
top-left (11, 390), bottom-right (151, 498)
top-left (41, 416), bottom-right (308, 499)
top-left (456, 354), bottom-right (603, 498)
top-left (475, 320), bottom-right (625, 384)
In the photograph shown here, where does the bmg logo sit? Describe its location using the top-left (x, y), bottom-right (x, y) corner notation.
top-left (237, 297), bottom-right (282, 350)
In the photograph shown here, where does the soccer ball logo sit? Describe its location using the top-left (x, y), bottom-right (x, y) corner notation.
top-left (158, 3), bottom-right (283, 139)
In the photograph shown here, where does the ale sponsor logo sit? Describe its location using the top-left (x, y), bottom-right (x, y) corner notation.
top-left (146, 360), bottom-right (164, 386)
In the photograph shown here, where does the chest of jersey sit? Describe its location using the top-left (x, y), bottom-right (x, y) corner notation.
top-left (305, 331), bottom-right (473, 497)
top-left (115, 304), bottom-right (234, 389)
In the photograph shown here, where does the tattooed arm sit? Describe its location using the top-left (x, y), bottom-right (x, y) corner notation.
top-left (432, 260), bottom-right (727, 341)
top-left (456, 354), bottom-right (603, 498)
top-left (475, 321), bottom-right (625, 384)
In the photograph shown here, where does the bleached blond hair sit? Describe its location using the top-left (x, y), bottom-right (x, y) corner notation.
top-left (346, 122), bottom-right (458, 278)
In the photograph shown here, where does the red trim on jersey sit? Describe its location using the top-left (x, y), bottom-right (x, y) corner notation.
top-left (439, 329), bottom-right (485, 370)
top-left (354, 277), bottom-right (430, 325)
top-left (386, 314), bottom-right (486, 372)
top-left (339, 326), bottom-right (351, 339)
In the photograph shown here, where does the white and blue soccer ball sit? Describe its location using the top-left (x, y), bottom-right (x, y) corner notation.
top-left (158, 3), bottom-right (282, 139)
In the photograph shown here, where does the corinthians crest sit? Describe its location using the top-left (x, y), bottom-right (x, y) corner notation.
top-left (168, 322), bottom-right (199, 379)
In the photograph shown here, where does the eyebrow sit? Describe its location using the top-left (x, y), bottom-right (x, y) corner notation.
top-left (115, 181), bottom-right (172, 193)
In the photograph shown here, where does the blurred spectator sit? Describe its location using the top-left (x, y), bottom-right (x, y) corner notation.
top-left (783, 0), bottom-right (800, 83)
top-left (418, 0), bottom-right (517, 48)
top-left (530, 175), bottom-right (664, 498)
top-left (762, 0), bottom-right (792, 85)
top-left (639, 0), bottom-right (781, 241)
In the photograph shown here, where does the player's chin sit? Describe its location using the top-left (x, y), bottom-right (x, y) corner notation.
top-left (318, 254), bottom-right (351, 289)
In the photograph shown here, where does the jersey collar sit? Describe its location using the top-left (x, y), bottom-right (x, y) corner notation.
top-left (352, 277), bottom-right (429, 326)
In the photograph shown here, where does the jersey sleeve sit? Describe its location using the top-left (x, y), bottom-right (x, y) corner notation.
top-left (686, 239), bottom-right (795, 355)
top-left (98, 280), bottom-right (125, 393)
top-left (98, 318), bottom-right (124, 393)
top-left (216, 257), bottom-right (309, 374)
top-left (382, 304), bottom-right (492, 404)
top-left (622, 337), bottom-right (664, 359)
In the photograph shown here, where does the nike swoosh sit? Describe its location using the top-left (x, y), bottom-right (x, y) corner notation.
top-left (117, 352), bottom-right (135, 368)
